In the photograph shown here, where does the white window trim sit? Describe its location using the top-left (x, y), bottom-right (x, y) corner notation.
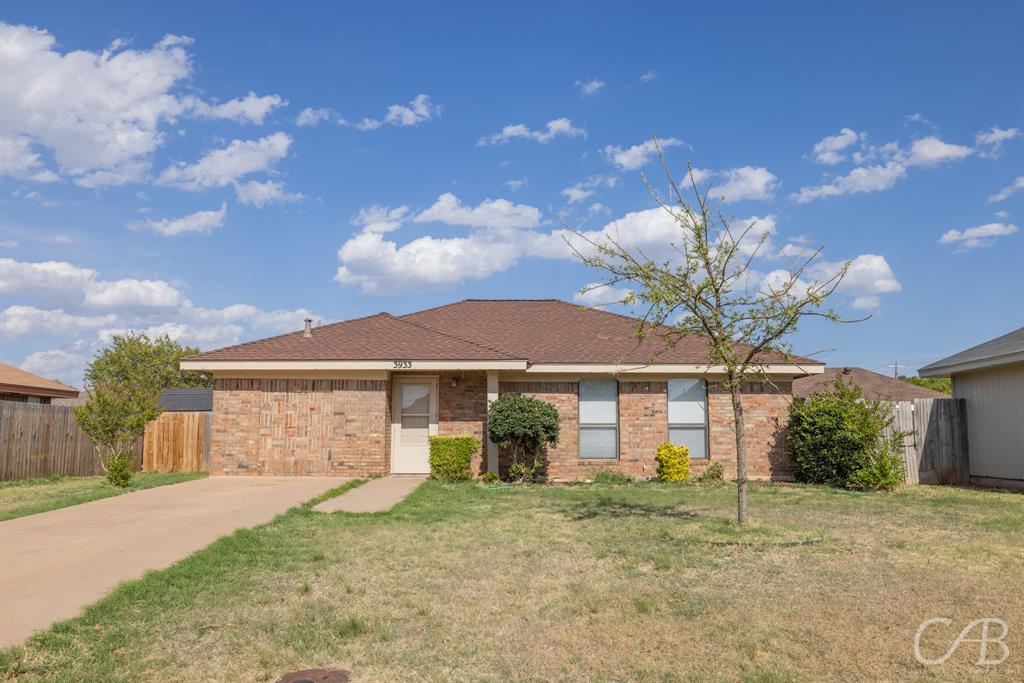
top-left (579, 378), bottom-right (619, 460)
top-left (667, 379), bottom-right (709, 460)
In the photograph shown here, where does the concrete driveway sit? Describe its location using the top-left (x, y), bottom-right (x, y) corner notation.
top-left (0, 476), bottom-right (343, 648)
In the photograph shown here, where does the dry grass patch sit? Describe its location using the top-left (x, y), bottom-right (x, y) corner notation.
top-left (1, 480), bottom-right (1021, 681)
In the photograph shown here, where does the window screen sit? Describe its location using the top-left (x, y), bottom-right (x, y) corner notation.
top-left (579, 379), bottom-right (618, 459)
top-left (668, 379), bottom-right (708, 459)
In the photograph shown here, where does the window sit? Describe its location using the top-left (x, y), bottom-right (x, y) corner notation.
top-left (579, 378), bottom-right (618, 459)
top-left (668, 379), bottom-right (708, 459)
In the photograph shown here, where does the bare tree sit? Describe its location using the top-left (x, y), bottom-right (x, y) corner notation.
top-left (570, 136), bottom-right (858, 523)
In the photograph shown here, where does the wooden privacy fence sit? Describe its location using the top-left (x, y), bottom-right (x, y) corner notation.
top-left (0, 401), bottom-right (142, 481)
top-left (142, 411), bottom-right (211, 473)
top-left (887, 398), bottom-right (969, 485)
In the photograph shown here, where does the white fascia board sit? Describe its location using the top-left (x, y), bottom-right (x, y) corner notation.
top-left (180, 359), bottom-right (529, 372)
top-left (523, 363), bottom-right (825, 375)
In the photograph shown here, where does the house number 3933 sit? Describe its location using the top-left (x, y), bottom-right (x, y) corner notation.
top-left (392, 360), bottom-right (412, 369)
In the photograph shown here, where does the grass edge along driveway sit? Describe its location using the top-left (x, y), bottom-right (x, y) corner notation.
top-left (0, 472), bottom-right (209, 522)
top-left (1, 479), bottom-right (1021, 682)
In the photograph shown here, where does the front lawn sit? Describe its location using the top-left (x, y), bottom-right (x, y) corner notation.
top-left (2, 481), bottom-right (1021, 681)
top-left (0, 472), bottom-right (208, 522)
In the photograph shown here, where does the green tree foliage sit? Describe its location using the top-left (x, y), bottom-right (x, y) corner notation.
top-left (75, 333), bottom-right (210, 483)
top-left (570, 137), bottom-right (856, 522)
top-left (898, 375), bottom-right (951, 395)
top-left (486, 393), bottom-right (560, 482)
top-left (787, 379), bottom-right (905, 491)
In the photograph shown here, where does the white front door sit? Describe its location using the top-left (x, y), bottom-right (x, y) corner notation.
top-left (391, 376), bottom-right (437, 474)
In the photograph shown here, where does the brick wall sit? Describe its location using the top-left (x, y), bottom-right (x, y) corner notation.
top-left (437, 371), bottom-right (488, 475)
top-left (498, 378), bottom-right (793, 481)
top-left (708, 381), bottom-right (793, 480)
top-left (209, 377), bottom-right (389, 476)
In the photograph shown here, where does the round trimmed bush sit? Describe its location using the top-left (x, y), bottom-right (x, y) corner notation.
top-left (655, 442), bottom-right (690, 482)
top-left (428, 435), bottom-right (480, 482)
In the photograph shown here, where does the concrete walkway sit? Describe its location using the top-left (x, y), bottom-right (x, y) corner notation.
top-left (314, 475), bottom-right (426, 513)
top-left (0, 476), bottom-right (341, 648)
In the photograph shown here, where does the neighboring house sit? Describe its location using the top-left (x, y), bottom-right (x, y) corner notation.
top-left (0, 362), bottom-right (79, 404)
top-left (794, 367), bottom-right (948, 401)
top-left (180, 299), bottom-right (823, 481)
top-left (919, 326), bottom-right (1024, 489)
top-left (158, 388), bottom-right (213, 412)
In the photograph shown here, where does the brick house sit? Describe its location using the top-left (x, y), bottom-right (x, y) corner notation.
top-left (180, 300), bottom-right (823, 481)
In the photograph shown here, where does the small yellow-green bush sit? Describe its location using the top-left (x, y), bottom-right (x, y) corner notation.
top-left (655, 442), bottom-right (690, 482)
top-left (428, 435), bottom-right (480, 481)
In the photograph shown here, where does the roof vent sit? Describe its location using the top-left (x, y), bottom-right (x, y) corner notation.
top-left (303, 318), bottom-right (313, 338)
top-left (842, 367), bottom-right (852, 374)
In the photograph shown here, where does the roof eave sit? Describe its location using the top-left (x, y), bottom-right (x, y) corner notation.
top-left (0, 382), bottom-right (80, 398)
top-left (181, 359), bottom-right (529, 371)
top-left (918, 350), bottom-right (1024, 377)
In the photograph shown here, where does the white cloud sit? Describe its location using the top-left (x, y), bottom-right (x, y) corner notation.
top-left (0, 135), bottom-right (59, 182)
top-left (812, 254), bottom-right (901, 309)
top-left (791, 162), bottom-right (907, 203)
top-left (352, 204), bottom-right (410, 234)
top-left (904, 136), bottom-right (973, 167)
top-left (156, 132), bottom-right (292, 190)
top-left (352, 94), bottom-right (441, 131)
top-left (641, 70), bottom-right (657, 82)
top-left (296, 107), bottom-right (334, 127)
top-left (414, 193), bottom-right (541, 229)
top-left (1, 305), bottom-right (116, 336)
top-left (10, 187), bottom-right (57, 207)
top-left (574, 283), bottom-right (632, 306)
top-left (810, 128), bottom-right (861, 165)
top-left (19, 349), bottom-right (88, 386)
top-left (603, 137), bottom-right (681, 171)
top-left (0, 258), bottom-right (97, 306)
top-left (188, 92), bottom-right (285, 124)
top-left (477, 118), bottom-right (586, 146)
top-left (234, 180), bottom-right (303, 207)
top-left (995, 210), bottom-right (1009, 219)
top-left (938, 222), bottom-right (1018, 249)
top-left (697, 166), bottom-right (778, 202)
top-left (334, 230), bottom-right (521, 293)
top-left (129, 202), bottom-right (227, 236)
top-left (975, 127), bottom-right (1019, 157)
top-left (0, 240), bottom-right (16, 248)
top-left (988, 176), bottom-right (1024, 203)
top-left (83, 278), bottom-right (185, 310)
top-left (561, 175), bottom-right (617, 204)
top-left (575, 79), bottom-right (606, 96)
top-left (503, 178), bottom-right (527, 192)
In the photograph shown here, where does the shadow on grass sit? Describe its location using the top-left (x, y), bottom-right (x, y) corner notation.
top-left (562, 497), bottom-right (701, 521)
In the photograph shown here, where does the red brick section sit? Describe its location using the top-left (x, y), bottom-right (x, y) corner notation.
top-left (497, 379), bottom-right (793, 481)
top-left (209, 378), bottom-right (389, 476)
top-left (436, 371), bottom-right (489, 475)
top-left (708, 381), bottom-right (793, 480)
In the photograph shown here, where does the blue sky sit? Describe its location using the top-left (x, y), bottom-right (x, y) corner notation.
top-left (2, 1), bottom-right (1022, 386)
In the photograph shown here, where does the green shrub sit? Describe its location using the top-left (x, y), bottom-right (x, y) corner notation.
top-left (428, 435), bottom-right (480, 482)
top-left (593, 470), bottom-right (633, 484)
top-left (655, 442), bottom-right (690, 482)
top-left (480, 471), bottom-right (500, 484)
top-left (105, 453), bottom-right (134, 488)
top-left (696, 461), bottom-right (725, 483)
top-left (787, 379), bottom-right (905, 491)
top-left (487, 393), bottom-right (560, 483)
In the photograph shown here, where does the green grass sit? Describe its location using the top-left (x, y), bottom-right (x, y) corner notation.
top-left (0, 472), bottom-right (208, 521)
top-left (1, 480), bottom-right (1021, 681)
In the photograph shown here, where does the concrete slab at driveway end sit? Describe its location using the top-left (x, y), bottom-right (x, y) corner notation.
top-left (314, 475), bottom-right (426, 513)
top-left (0, 476), bottom-right (343, 648)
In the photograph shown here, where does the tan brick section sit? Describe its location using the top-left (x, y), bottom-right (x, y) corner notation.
top-left (436, 371), bottom-right (488, 476)
top-left (498, 379), bottom-right (793, 481)
top-left (210, 378), bottom-right (389, 476)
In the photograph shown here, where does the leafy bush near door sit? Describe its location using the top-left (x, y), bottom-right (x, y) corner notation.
top-left (787, 379), bottom-right (905, 491)
top-left (655, 442), bottom-right (690, 482)
top-left (428, 435), bottom-right (480, 482)
top-left (486, 393), bottom-right (560, 483)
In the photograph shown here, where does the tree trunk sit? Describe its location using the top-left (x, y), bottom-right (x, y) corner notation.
top-left (730, 385), bottom-right (749, 524)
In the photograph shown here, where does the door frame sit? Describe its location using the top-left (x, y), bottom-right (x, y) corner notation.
top-left (390, 374), bottom-right (439, 474)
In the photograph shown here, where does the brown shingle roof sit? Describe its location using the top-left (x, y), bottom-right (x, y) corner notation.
top-left (793, 367), bottom-right (948, 401)
top-left (0, 362), bottom-right (80, 398)
top-left (188, 312), bottom-right (515, 361)
top-left (187, 300), bottom-right (822, 366)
